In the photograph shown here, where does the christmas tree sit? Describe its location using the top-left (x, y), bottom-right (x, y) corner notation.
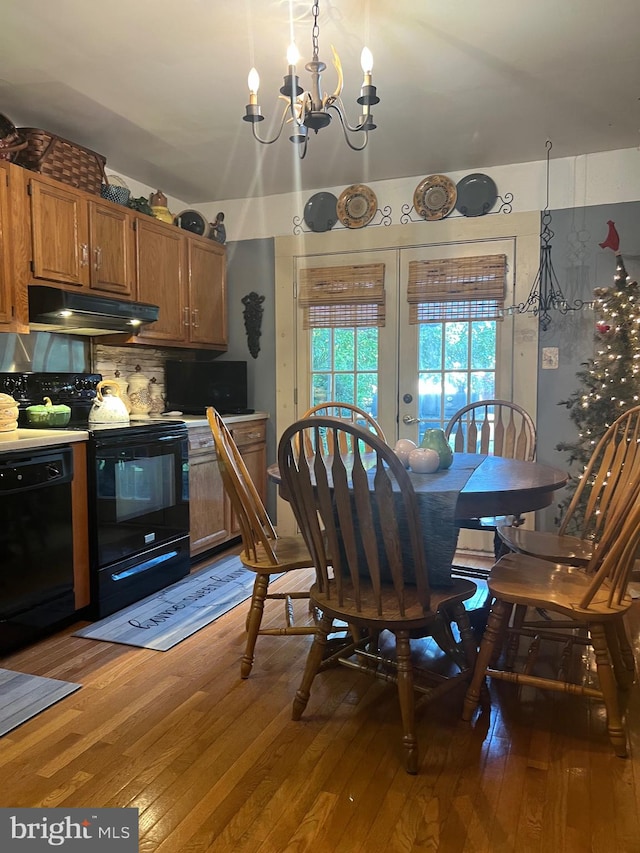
top-left (556, 222), bottom-right (640, 529)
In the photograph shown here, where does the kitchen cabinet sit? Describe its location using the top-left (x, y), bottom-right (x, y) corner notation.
top-left (187, 416), bottom-right (267, 558)
top-left (0, 163), bottom-right (28, 331)
top-left (26, 170), bottom-right (134, 296)
top-left (134, 215), bottom-right (227, 350)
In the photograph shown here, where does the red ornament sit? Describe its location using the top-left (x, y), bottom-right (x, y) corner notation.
top-left (596, 320), bottom-right (611, 334)
top-left (599, 220), bottom-right (620, 252)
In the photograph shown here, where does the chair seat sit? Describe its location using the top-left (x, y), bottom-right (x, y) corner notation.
top-left (497, 525), bottom-right (593, 566)
top-left (241, 534), bottom-right (315, 573)
top-left (311, 577), bottom-right (477, 629)
top-left (489, 552), bottom-right (633, 618)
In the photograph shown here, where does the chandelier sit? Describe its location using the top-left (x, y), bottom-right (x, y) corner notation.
top-left (511, 140), bottom-right (590, 330)
top-left (243, 1), bottom-right (379, 158)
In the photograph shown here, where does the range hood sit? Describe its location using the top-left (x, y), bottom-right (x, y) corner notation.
top-left (28, 286), bottom-right (160, 336)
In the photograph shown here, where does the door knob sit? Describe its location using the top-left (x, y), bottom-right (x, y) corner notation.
top-left (403, 414), bottom-right (418, 424)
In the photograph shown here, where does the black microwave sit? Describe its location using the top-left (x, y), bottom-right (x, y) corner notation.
top-left (164, 360), bottom-right (251, 415)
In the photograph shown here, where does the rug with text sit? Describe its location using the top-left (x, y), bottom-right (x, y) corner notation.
top-left (74, 555), bottom-right (255, 651)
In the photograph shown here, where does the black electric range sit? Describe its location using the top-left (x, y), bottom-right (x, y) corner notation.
top-left (0, 372), bottom-right (191, 618)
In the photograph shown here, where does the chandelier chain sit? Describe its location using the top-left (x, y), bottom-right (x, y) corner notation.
top-left (311, 3), bottom-right (320, 61)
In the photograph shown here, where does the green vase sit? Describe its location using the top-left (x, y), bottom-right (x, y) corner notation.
top-left (420, 428), bottom-right (454, 469)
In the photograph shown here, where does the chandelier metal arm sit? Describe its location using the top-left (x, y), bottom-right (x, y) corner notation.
top-left (326, 103), bottom-right (370, 151)
top-left (248, 102), bottom-right (294, 146)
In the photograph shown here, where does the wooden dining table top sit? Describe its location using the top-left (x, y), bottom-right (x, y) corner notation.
top-left (268, 452), bottom-right (568, 521)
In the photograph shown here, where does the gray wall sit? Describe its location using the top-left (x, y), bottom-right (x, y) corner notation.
top-left (223, 205), bottom-right (640, 530)
top-left (220, 237), bottom-right (277, 515)
top-left (536, 201), bottom-right (640, 529)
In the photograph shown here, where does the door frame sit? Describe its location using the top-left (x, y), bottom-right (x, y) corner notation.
top-left (275, 213), bottom-right (541, 534)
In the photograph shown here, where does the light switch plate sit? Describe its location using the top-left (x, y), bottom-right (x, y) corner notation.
top-left (542, 347), bottom-right (559, 369)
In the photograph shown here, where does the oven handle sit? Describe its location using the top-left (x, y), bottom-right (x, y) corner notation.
top-left (110, 548), bottom-right (180, 582)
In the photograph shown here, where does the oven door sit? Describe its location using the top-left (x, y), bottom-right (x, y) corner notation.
top-left (91, 428), bottom-right (189, 567)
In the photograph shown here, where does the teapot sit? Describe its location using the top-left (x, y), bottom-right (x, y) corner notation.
top-left (88, 380), bottom-right (130, 425)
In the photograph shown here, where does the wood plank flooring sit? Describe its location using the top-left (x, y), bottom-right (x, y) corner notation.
top-left (1, 549), bottom-right (639, 852)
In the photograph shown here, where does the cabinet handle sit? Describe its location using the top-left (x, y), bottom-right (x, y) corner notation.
top-left (183, 307), bottom-right (190, 327)
top-left (94, 246), bottom-right (102, 270)
top-left (246, 431), bottom-right (261, 439)
top-left (80, 243), bottom-right (89, 266)
top-left (192, 308), bottom-right (199, 329)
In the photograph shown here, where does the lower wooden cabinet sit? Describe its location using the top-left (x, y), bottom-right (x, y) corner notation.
top-left (187, 416), bottom-right (267, 558)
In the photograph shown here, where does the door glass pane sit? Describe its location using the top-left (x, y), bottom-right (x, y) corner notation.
top-left (417, 319), bottom-right (497, 443)
top-left (310, 327), bottom-right (378, 416)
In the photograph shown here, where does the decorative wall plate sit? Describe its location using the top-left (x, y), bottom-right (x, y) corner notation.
top-left (303, 192), bottom-right (338, 232)
top-left (455, 173), bottom-right (498, 217)
top-left (413, 175), bottom-right (457, 221)
top-left (336, 184), bottom-right (377, 228)
top-left (175, 209), bottom-right (208, 236)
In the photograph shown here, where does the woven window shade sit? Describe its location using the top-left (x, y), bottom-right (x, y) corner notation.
top-left (299, 263), bottom-right (386, 329)
top-left (407, 254), bottom-right (506, 323)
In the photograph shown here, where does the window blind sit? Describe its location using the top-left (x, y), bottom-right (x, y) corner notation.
top-left (407, 254), bottom-right (507, 322)
top-left (298, 263), bottom-right (386, 329)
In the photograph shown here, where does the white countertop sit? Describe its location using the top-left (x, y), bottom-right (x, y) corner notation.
top-left (180, 412), bottom-right (269, 428)
top-left (0, 428), bottom-right (89, 453)
top-left (0, 412), bottom-right (269, 454)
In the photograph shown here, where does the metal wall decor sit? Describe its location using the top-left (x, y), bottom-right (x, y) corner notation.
top-left (506, 140), bottom-right (589, 330)
top-left (242, 292), bottom-right (265, 359)
top-left (400, 189), bottom-right (513, 224)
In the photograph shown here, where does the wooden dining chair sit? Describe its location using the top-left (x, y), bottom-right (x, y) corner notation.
top-left (462, 482), bottom-right (640, 757)
top-left (497, 404), bottom-right (640, 565)
top-left (445, 399), bottom-right (537, 565)
top-left (278, 415), bottom-right (478, 774)
top-left (495, 404), bottom-right (640, 674)
top-left (207, 407), bottom-right (317, 678)
top-left (301, 401), bottom-right (386, 455)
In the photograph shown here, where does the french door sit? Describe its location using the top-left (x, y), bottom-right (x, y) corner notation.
top-left (295, 239), bottom-right (516, 447)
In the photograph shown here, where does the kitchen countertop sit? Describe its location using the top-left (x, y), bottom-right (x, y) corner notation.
top-left (180, 412), bottom-right (269, 428)
top-left (0, 428), bottom-right (90, 453)
top-left (0, 412), bottom-right (269, 454)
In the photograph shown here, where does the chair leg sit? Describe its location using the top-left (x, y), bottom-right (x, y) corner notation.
top-left (241, 572), bottom-right (269, 679)
top-left (604, 621), bottom-right (634, 689)
top-left (462, 599), bottom-right (510, 721)
top-left (615, 617), bottom-right (637, 679)
top-left (395, 631), bottom-right (418, 774)
top-left (505, 604), bottom-right (527, 669)
top-left (591, 622), bottom-right (628, 758)
top-left (448, 601), bottom-right (478, 669)
top-left (292, 613), bottom-right (332, 721)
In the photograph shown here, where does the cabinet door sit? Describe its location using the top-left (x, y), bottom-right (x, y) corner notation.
top-left (228, 420), bottom-right (267, 537)
top-left (187, 239), bottom-right (227, 346)
top-left (89, 201), bottom-right (134, 296)
top-left (135, 216), bottom-right (187, 342)
top-left (188, 427), bottom-right (232, 556)
top-left (0, 164), bottom-right (12, 325)
top-left (29, 177), bottom-right (90, 286)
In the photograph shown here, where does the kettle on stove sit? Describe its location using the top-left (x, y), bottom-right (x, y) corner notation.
top-left (88, 380), bottom-right (130, 425)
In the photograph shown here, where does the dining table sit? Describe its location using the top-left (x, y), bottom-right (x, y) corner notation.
top-left (268, 451), bottom-right (568, 589)
top-left (269, 450), bottom-right (568, 663)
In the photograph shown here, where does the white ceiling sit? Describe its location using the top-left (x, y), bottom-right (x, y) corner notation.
top-left (1, 0), bottom-right (639, 204)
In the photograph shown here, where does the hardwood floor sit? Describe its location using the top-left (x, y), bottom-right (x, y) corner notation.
top-left (1, 550), bottom-right (639, 852)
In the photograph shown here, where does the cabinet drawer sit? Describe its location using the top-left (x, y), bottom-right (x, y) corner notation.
top-left (230, 421), bottom-right (266, 448)
top-left (188, 426), bottom-right (215, 454)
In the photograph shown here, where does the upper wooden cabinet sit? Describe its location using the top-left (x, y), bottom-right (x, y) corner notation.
top-left (0, 163), bottom-right (28, 331)
top-left (27, 172), bottom-right (134, 296)
top-left (187, 238), bottom-right (227, 347)
top-left (1, 163), bottom-right (227, 348)
top-left (133, 215), bottom-right (227, 350)
top-left (135, 215), bottom-right (187, 343)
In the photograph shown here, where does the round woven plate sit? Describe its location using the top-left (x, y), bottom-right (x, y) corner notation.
top-left (413, 174), bottom-right (457, 221)
top-left (337, 184), bottom-right (377, 229)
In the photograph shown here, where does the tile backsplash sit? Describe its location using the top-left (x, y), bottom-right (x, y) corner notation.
top-left (93, 343), bottom-right (169, 403)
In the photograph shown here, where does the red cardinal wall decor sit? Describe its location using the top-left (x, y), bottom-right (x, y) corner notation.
top-left (599, 220), bottom-right (620, 252)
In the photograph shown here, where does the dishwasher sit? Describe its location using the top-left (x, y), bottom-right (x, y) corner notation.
top-left (0, 445), bottom-right (76, 652)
